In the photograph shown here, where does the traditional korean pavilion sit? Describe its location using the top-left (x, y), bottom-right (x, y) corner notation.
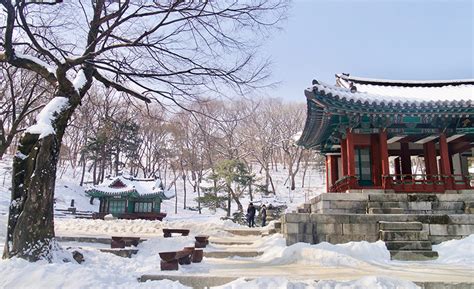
top-left (298, 74), bottom-right (474, 193)
top-left (86, 176), bottom-right (173, 219)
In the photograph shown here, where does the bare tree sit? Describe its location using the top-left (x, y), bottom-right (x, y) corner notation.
top-left (1, 0), bottom-right (287, 261)
top-left (0, 65), bottom-right (50, 158)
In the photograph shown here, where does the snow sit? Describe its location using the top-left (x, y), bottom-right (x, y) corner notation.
top-left (15, 52), bottom-right (56, 76)
top-left (257, 237), bottom-right (390, 267)
top-left (308, 80), bottom-right (473, 106)
top-left (25, 97), bottom-right (70, 139)
top-left (86, 175), bottom-right (173, 198)
top-left (73, 69), bottom-right (87, 92)
top-left (215, 276), bottom-right (419, 289)
top-left (335, 74), bottom-right (474, 103)
top-left (0, 157), bottom-right (473, 288)
top-left (433, 234), bottom-right (474, 265)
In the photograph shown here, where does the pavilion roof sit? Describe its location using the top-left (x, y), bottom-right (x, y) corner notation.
top-left (335, 74), bottom-right (474, 104)
top-left (298, 76), bottom-right (474, 151)
top-left (85, 175), bottom-right (174, 199)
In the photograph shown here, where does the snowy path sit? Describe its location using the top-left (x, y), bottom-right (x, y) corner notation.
top-left (202, 234), bottom-right (473, 284)
top-left (203, 257), bottom-right (473, 283)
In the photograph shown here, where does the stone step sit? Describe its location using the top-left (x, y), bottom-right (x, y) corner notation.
top-left (367, 202), bottom-right (407, 209)
top-left (368, 194), bottom-right (407, 202)
top-left (225, 229), bottom-right (263, 236)
top-left (297, 203), bottom-right (311, 213)
top-left (390, 250), bottom-right (439, 261)
top-left (379, 221), bottom-right (423, 231)
top-left (380, 230), bottom-right (429, 241)
top-left (384, 240), bottom-right (433, 251)
top-left (204, 250), bottom-right (263, 258)
top-left (368, 208), bottom-right (404, 214)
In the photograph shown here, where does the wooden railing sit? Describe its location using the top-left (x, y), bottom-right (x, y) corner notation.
top-left (383, 174), bottom-right (472, 192)
top-left (329, 174), bottom-right (472, 193)
top-left (329, 175), bottom-right (359, 193)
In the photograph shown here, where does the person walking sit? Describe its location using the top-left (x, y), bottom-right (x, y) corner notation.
top-left (247, 203), bottom-right (256, 228)
top-left (261, 204), bottom-right (267, 227)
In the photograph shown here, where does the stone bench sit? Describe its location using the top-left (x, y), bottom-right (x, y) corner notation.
top-left (163, 228), bottom-right (190, 238)
top-left (111, 236), bottom-right (141, 248)
top-left (195, 235), bottom-right (209, 248)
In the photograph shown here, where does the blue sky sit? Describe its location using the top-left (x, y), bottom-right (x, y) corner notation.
top-left (263, 0), bottom-right (474, 101)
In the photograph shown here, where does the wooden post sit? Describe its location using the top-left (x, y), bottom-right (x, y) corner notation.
top-left (325, 156), bottom-right (330, 192)
top-left (400, 142), bottom-right (412, 178)
top-left (439, 133), bottom-right (452, 190)
top-left (341, 137), bottom-right (348, 177)
top-left (379, 130), bottom-right (391, 189)
top-left (346, 129), bottom-right (356, 177)
top-left (326, 155), bottom-right (339, 192)
top-left (370, 134), bottom-right (381, 186)
top-left (423, 141), bottom-right (438, 178)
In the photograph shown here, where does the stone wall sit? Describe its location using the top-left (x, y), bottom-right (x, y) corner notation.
top-left (310, 192), bottom-right (473, 215)
top-left (282, 212), bottom-right (474, 246)
top-left (283, 192), bottom-right (474, 246)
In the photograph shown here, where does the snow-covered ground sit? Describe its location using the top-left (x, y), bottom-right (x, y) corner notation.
top-left (0, 156), bottom-right (473, 289)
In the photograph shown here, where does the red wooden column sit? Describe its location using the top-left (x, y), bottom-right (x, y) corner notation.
top-left (400, 142), bottom-right (412, 178)
top-left (340, 137), bottom-right (348, 177)
top-left (370, 134), bottom-right (381, 186)
top-left (423, 141), bottom-right (438, 178)
top-left (439, 133), bottom-right (453, 190)
top-left (325, 156), bottom-right (330, 192)
top-left (346, 129), bottom-right (356, 178)
top-left (326, 155), bottom-right (339, 192)
top-left (379, 130), bottom-right (391, 189)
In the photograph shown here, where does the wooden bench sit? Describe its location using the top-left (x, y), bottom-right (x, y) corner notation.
top-left (111, 236), bottom-right (141, 248)
top-left (195, 235), bottom-right (209, 248)
top-left (159, 247), bottom-right (204, 270)
top-left (163, 228), bottom-right (190, 238)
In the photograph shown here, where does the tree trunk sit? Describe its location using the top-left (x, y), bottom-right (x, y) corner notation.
top-left (92, 159), bottom-right (97, 185)
top-left (79, 154), bottom-right (86, 186)
top-left (228, 186), bottom-right (243, 212)
top-left (227, 190), bottom-right (231, 217)
top-left (182, 173), bottom-right (187, 209)
top-left (3, 96), bottom-right (77, 261)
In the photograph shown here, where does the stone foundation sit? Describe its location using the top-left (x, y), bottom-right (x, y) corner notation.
top-left (283, 192), bottom-right (474, 246)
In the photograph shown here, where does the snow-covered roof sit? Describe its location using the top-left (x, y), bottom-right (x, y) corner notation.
top-left (86, 175), bottom-right (174, 199)
top-left (307, 79), bottom-right (473, 107)
top-left (334, 74), bottom-right (474, 104)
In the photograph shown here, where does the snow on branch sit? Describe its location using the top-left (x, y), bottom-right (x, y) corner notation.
top-left (72, 69), bottom-right (87, 92)
top-left (93, 70), bottom-right (151, 103)
top-left (15, 52), bottom-right (56, 76)
top-left (25, 97), bottom-right (69, 139)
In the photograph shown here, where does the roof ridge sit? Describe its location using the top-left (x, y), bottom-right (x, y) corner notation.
top-left (335, 73), bottom-right (474, 87)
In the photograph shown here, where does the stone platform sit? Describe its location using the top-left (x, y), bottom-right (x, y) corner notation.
top-left (282, 192), bottom-right (474, 260)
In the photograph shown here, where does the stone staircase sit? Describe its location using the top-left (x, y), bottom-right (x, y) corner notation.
top-left (378, 221), bottom-right (438, 261)
top-left (367, 193), bottom-right (405, 214)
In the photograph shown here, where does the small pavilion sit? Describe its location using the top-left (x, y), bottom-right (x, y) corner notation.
top-left (298, 74), bottom-right (474, 193)
top-left (86, 175), bottom-right (173, 219)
